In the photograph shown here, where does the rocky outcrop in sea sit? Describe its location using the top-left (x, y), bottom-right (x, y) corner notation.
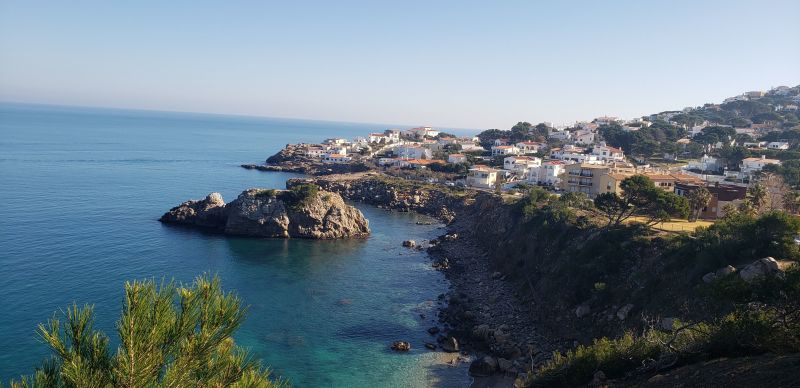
top-left (160, 187), bottom-right (370, 239)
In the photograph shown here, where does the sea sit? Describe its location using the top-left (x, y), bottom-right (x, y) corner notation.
top-left (0, 103), bottom-right (473, 387)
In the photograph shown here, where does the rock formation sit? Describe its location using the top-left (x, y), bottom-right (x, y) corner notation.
top-left (160, 186), bottom-right (370, 239)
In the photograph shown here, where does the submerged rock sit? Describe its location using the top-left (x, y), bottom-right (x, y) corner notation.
top-left (390, 341), bottom-right (411, 352)
top-left (160, 187), bottom-right (370, 239)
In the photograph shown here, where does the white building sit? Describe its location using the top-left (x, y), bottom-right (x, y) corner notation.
top-left (322, 153), bottom-right (352, 163)
top-left (767, 141), bottom-right (790, 150)
top-left (686, 154), bottom-right (721, 172)
top-left (516, 141), bottom-right (546, 154)
top-left (305, 146), bottom-right (325, 158)
top-left (466, 166), bottom-right (499, 188)
top-left (548, 128), bottom-right (571, 141)
top-left (491, 145), bottom-right (521, 157)
top-left (740, 156), bottom-right (781, 177)
top-left (448, 154), bottom-right (468, 164)
top-left (572, 130), bottom-right (596, 145)
top-left (528, 161), bottom-right (567, 186)
top-left (395, 145), bottom-right (432, 160)
top-left (593, 116), bottom-right (619, 126)
top-left (368, 133), bottom-right (388, 143)
top-left (591, 142), bottom-right (625, 162)
top-left (503, 156), bottom-right (541, 175)
top-left (324, 145), bottom-right (348, 155)
top-left (550, 145), bottom-right (601, 164)
top-left (406, 126), bottom-right (440, 139)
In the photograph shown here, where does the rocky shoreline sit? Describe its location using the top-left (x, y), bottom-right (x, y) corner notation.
top-left (275, 172), bottom-right (558, 384)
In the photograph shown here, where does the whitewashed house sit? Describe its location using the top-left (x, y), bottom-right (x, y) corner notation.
top-left (768, 142), bottom-right (790, 150)
top-left (515, 141), bottom-right (546, 154)
top-left (466, 166), bottom-right (499, 188)
top-left (548, 129), bottom-right (571, 141)
top-left (322, 153), bottom-right (352, 163)
top-left (528, 161), bottom-right (566, 186)
top-left (396, 145), bottom-right (432, 160)
top-left (591, 142), bottom-right (625, 162)
top-left (686, 154), bottom-right (721, 172)
top-left (572, 130), bottom-right (596, 145)
top-left (503, 156), bottom-right (541, 175)
top-left (740, 156), bottom-right (781, 177)
top-left (305, 146), bottom-right (325, 158)
top-left (491, 145), bottom-right (521, 157)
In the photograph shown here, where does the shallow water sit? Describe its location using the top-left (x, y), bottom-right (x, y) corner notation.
top-left (0, 103), bottom-right (471, 387)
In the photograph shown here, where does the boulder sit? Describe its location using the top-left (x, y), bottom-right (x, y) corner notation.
top-left (441, 336), bottom-right (459, 353)
top-left (402, 240), bottom-right (417, 248)
top-left (160, 188), bottom-right (370, 239)
top-left (390, 341), bottom-right (411, 352)
top-left (740, 257), bottom-right (784, 282)
top-left (158, 192), bottom-right (228, 231)
top-left (424, 342), bottom-right (436, 350)
top-left (703, 265), bottom-right (737, 283)
top-left (469, 356), bottom-right (498, 377)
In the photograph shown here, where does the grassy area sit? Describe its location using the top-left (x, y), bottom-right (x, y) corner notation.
top-left (626, 215), bottom-right (714, 232)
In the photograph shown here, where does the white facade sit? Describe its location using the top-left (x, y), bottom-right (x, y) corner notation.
top-left (406, 126), bottom-right (440, 138)
top-left (503, 156), bottom-right (541, 175)
top-left (515, 141), bottom-right (545, 154)
top-left (396, 146), bottom-right (432, 160)
top-left (305, 146), bottom-right (325, 158)
top-left (322, 154), bottom-right (352, 163)
top-left (491, 145), bottom-right (521, 156)
top-left (466, 166), bottom-right (499, 188)
top-left (686, 154), bottom-right (720, 172)
top-left (740, 156), bottom-right (781, 176)
top-left (768, 142), bottom-right (790, 150)
top-left (591, 143), bottom-right (625, 162)
top-left (527, 161), bottom-right (566, 185)
top-left (548, 129), bottom-right (571, 141)
top-left (572, 130), bottom-right (596, 145)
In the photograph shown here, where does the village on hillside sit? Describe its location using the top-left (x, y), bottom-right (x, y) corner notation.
top-left (267, 85), bottom-right (800, 221)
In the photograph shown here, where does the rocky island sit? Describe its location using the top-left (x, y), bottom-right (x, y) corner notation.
top-left (160, 184), bottom-right (370, 239)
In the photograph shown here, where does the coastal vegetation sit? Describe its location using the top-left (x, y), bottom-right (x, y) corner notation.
top-left (8, 275), bottom-right (285, 388)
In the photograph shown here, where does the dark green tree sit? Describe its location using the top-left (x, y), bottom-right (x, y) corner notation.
top-left (11, 275), bottom-right (285, 388)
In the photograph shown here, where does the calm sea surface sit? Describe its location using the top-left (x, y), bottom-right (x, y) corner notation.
top-left (0, 103), bottom-right (471, 387)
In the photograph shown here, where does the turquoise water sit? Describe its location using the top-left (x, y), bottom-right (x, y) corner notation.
top-left (0, 103), bottom-right (469, 387)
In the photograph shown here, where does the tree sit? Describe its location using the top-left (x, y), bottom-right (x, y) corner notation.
top-left (11, 275), bottom-right (284, 388)
top-left (686, 186), bottom-right (712, 221)
top-left (593, 175), bottom-right (689, 227)
top-left (594, 192), bottom-right (631, 227)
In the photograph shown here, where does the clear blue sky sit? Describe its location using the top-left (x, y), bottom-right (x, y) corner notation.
top-left (1, 1), bottom-right (798, 129)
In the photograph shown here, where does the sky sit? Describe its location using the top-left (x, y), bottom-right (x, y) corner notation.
top-left (0, 1), bottom-right (798, 129)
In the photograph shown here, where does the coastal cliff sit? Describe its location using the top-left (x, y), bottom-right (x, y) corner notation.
top-left (160, 185), bottom-right (370, 239)
top-left (290, 173), bottom-right (800, 386)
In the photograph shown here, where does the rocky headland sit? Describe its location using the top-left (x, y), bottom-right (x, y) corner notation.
top-left (159, 185), bottom-right (370, 239)
top-left (241, 144), bottom-right (372, 176)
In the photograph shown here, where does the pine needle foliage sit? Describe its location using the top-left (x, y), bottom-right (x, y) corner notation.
top-left (9, 275), bottom-right (286, 388)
